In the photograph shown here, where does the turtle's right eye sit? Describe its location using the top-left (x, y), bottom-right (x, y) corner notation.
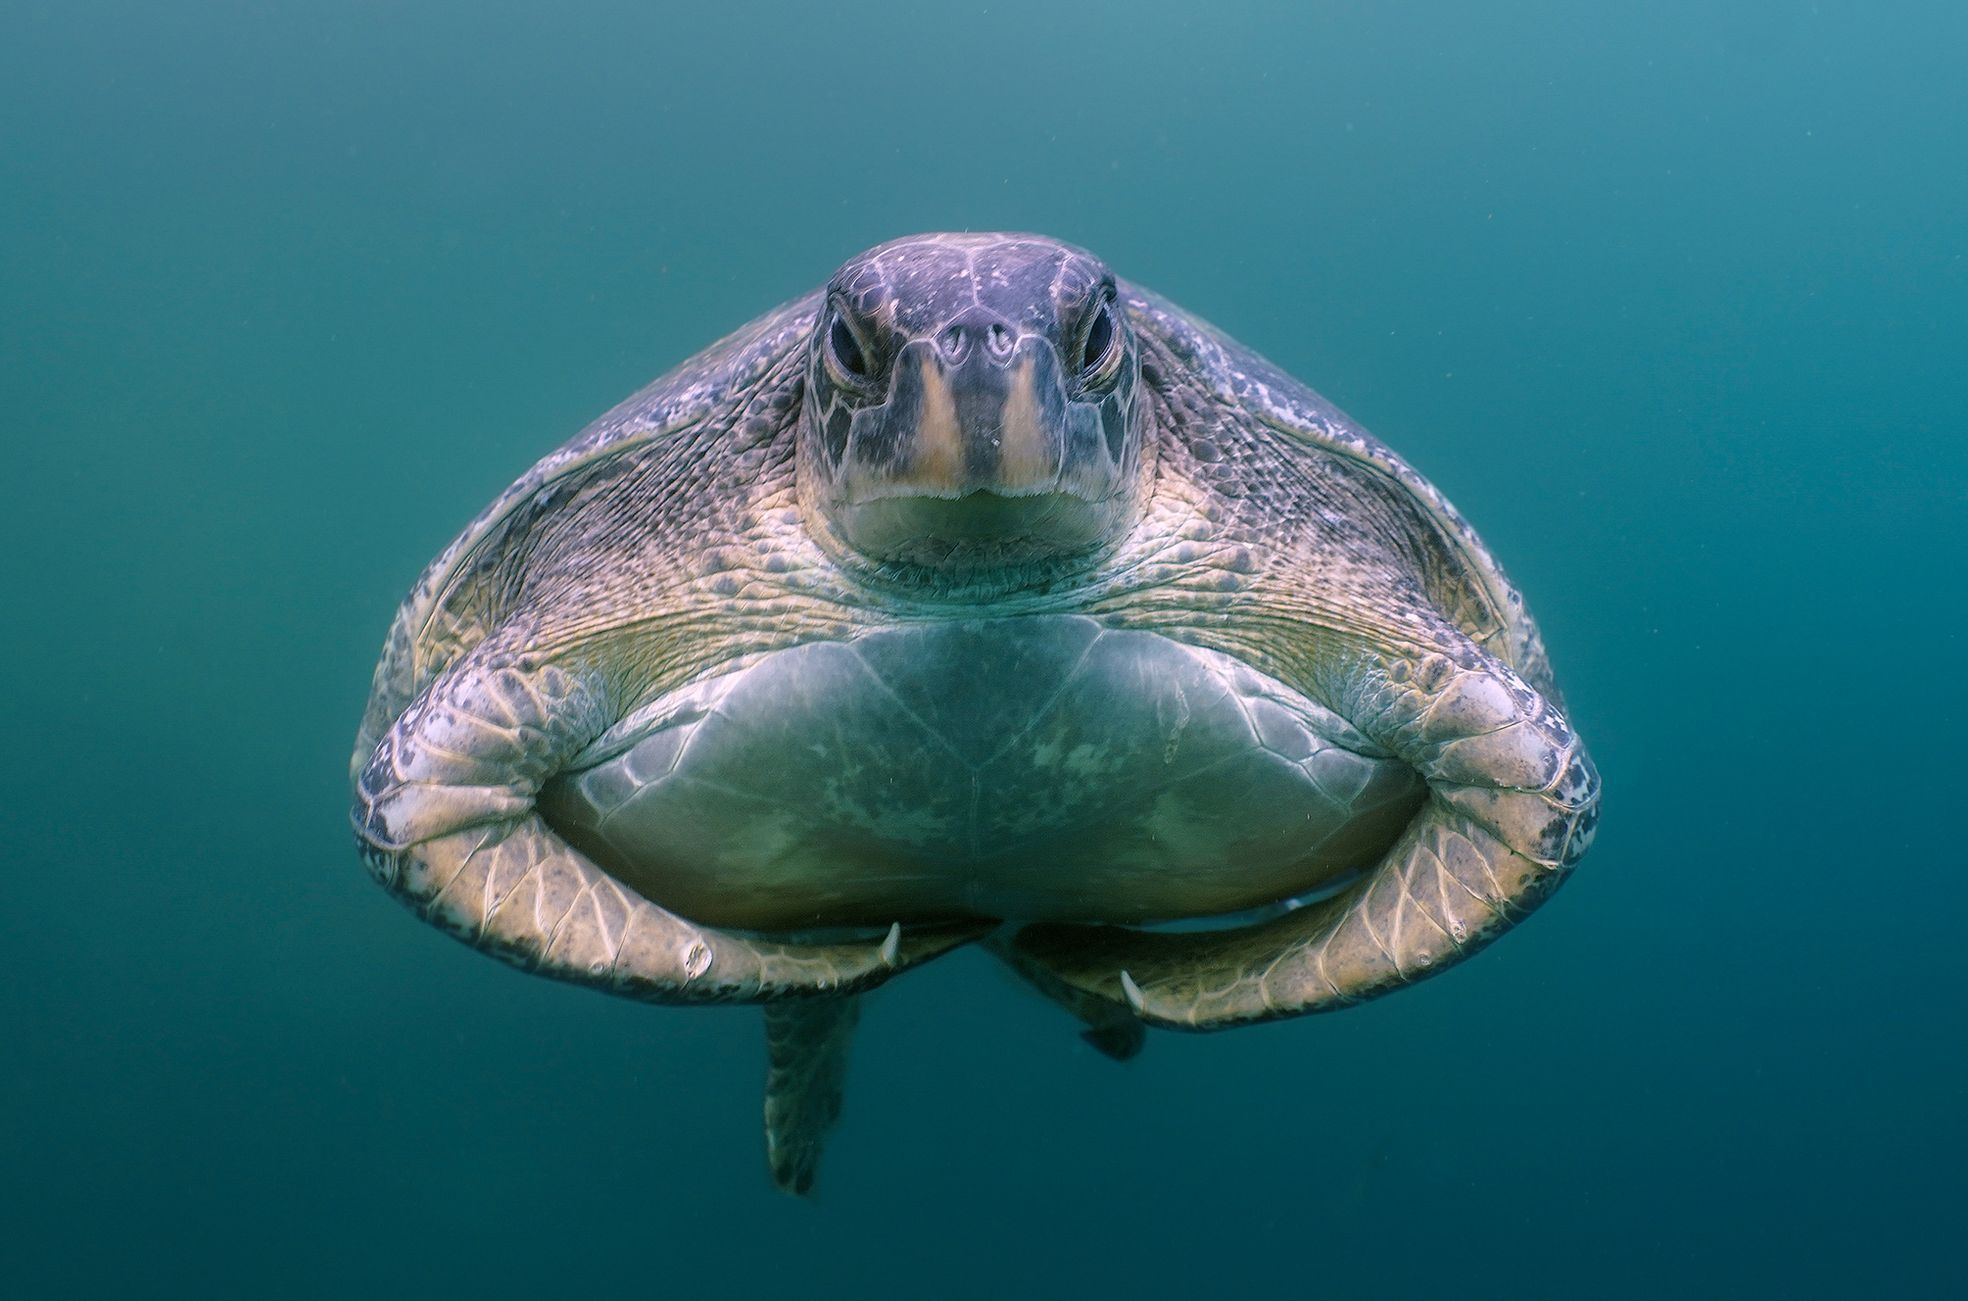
top-left (827, 315), bottom-right (870, 383)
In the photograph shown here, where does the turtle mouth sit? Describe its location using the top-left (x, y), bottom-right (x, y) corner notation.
top-left (833, 487), bottom-right (1114, 569)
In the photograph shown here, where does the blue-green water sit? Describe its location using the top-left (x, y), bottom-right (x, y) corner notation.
top-left (5, 2), bottom-right (1962, 1296)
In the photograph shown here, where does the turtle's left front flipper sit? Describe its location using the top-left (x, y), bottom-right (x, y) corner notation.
top-left (762, 995), bottom-right (861, 1195)
top-left (1003, 628), bottom-right (1600, 1029)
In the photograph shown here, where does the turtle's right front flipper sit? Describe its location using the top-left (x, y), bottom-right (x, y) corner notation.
top-left (352, 639), bottom-right (983, 1002)
top-left (1001, 625), bottom-right (1600, 1030)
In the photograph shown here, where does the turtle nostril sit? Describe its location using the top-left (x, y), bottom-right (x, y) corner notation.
top-left (938, 315), bottom-right (1016, 365)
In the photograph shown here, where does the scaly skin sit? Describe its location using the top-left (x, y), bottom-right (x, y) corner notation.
top-left (350, 232), bottom-right (1599, 1188)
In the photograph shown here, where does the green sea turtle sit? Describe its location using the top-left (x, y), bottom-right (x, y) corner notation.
top-left (351, 232), bottom-right (1599, 1193)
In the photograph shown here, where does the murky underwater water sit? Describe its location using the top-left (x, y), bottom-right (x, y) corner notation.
top-left (3, 2), bottom-right (1962, 1296)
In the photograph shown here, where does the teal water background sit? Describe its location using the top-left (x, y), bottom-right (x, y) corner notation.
top-left (5, 2), bottom-right (1963, 1296)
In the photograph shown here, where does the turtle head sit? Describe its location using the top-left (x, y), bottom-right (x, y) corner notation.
top-left (797, 233), bottom-right (1147, 581)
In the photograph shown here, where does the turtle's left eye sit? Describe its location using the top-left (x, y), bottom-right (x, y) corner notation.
top-left (1081, 301), bottom-right (1117, 374)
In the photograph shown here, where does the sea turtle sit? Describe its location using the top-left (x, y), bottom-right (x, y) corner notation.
top-left (351, 232), bottom-right (1599, 1193)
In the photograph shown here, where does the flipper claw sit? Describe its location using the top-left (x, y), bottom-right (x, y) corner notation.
top-left (1119, 969), bottom-right (1146, 1015)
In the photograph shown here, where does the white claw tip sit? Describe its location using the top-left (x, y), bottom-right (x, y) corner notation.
top-left (879, 922), bottom-right (901, 967)
top-left (1119, 970), bottom-right (1146, 1015)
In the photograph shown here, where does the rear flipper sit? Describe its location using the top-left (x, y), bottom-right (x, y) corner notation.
top-left (986, 932), bottom-right (1146, 1061)
top-left (763, 995), bottom-right (862, 1195)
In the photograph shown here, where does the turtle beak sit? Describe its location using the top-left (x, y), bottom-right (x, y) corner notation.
top-left (828, 329), bottom-right (1116, 566)
top-left (812, 310), bottom-right (1137, 572)
top-left (849, 314), bottom-right (1070, 502)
